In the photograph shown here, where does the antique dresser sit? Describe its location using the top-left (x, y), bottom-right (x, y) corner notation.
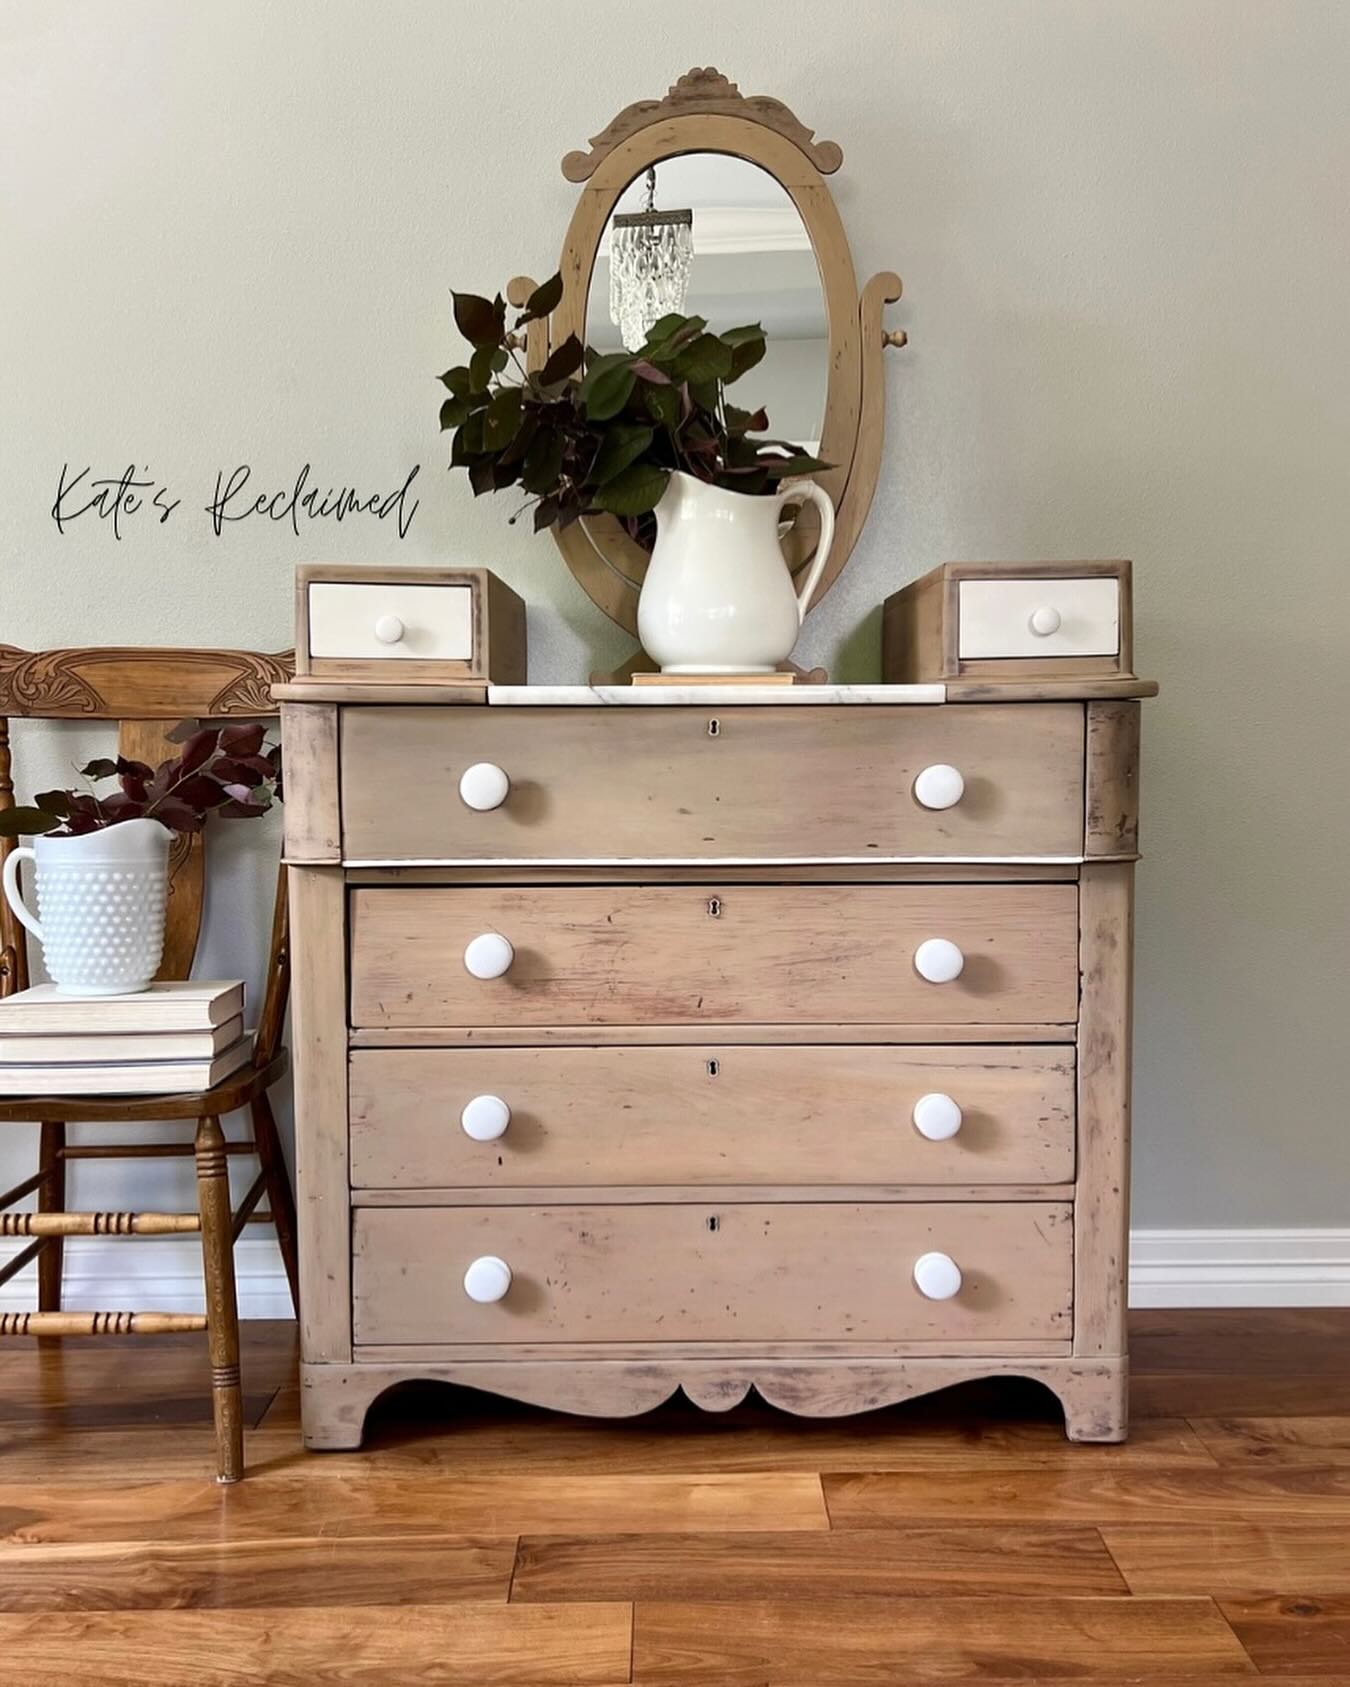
top-left (280, 663), bottom-right (1153, 1447)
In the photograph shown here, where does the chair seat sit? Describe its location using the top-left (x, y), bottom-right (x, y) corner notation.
top-left (0, 1049), bottom-right (289, 1123)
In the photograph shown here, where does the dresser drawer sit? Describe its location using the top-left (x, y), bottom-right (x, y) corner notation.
top-left (349, 884), bottom-right (1080, 1029)
top-left (307, 582), bottom-right (474, 661)
top-left (353, 1201), bottom-right (1072, 1347)
top-left (349, 1044), bottom-right (1075, 1190)
top-left (338, 704), bottom-right (1085, 862)
top-left (958, 577), bottom-right (1120, 659)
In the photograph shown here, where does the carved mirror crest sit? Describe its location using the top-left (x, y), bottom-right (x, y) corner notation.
top-left (510, 68), bottom-right (906, 639)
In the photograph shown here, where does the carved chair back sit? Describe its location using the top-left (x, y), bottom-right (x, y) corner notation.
top-left (0, 646), bottom-right (295, 1056)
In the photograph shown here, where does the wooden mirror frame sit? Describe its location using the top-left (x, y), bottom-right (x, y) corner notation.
top-left (509, 68), bottom-right (906, 638)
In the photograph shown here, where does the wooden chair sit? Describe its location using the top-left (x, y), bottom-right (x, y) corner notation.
top-left (0, 644), bottom-right (298, 1481)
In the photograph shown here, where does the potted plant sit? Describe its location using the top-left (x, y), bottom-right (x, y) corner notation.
top-left (438, 276), bottom-right (837, 674)
top-left (0, 722), bottom-right (281, 997)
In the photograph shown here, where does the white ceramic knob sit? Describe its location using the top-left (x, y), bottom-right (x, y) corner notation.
top-left (1028, 604), bottom-right (1062, 638)
top-left (463, 1255), bottom-right (512, 1303)
top-left (374, 613), bottom-right (405, 645)
top-left (913, 764), bottom-right (965, 811)
top-left (459, 762), bottom-right (510, 812)
top-left (913, 1250), bottom-right (963, 1300)
top-left (463, 932), bottom-right (514, 980)
top-left (913, 1092), bottom-right (963, 1140)
top-left (461, 1094), bottom-right (511, 1141)
top-left (914, 937), bottom-right (965, 983)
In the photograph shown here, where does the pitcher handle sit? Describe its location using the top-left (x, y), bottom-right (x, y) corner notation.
top-left (777, 478), bottom-right (836, 625)
top-left (2, 847), bottom-right (42, 943)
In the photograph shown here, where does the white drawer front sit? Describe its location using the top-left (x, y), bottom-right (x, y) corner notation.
top-left (308, 582), bottom-right (474, 660)
top-left (958, 577), bottom-right (1119, 659)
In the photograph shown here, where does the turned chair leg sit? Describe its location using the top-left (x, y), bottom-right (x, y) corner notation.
top-left (250, 1092), bottom-right (299, 1315)
top-left (37, 1121), bottom-right (65, 1313)
top-left (194, 1114), bottom-right (243, 1482)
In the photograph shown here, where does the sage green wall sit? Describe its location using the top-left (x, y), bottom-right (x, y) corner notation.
top-left (3, 0), bottom-right (1348, 1236)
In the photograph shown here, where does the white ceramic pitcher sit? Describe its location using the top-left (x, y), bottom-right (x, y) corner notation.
top-left (637, 471), bottom-right (836, 674)
top-left (2, 816), bottom-right (170, 996)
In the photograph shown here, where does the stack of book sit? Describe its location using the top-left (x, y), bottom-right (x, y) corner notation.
top-left (0, 982), bottom-right (249, 1095)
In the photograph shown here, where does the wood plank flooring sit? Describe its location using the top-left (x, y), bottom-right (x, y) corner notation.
top-left (1, 1310), bottom-right (1349, 1683)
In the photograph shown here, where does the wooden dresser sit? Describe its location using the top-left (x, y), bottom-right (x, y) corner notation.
top-left (279, 678), bottom-right (1152, 1447)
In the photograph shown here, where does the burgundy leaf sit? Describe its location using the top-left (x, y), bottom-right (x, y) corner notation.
top-left (218, 722), bottom-right (266, 757)
top-left (177, 728), bottom-right (218, 774)
top-left (99, 793), bottom-right (143, 818)
top-left (171, 773), bottom-right (230, 809)
top-left (211, 756), bottom-right (264, 788)
top-left (78, 758), bottom-right (119, 781)
top-left (152, 800), bottom-right (205, 833)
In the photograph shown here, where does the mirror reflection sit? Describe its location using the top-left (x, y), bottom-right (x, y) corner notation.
top-left (586, 154), bottom-right (829, 453)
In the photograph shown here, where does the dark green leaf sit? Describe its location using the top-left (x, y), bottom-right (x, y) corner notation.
top-left (718, 466), bottom-right (771, 496)
top-left (497, 410), bottom-right (539, 468)
top-left (439, 366), bottom-right (472, 396)
top-left (642, 312), bottom-right (690, 345)
top-left (483, 386), bottom-right (523, 450)
top-left (642, 382), bottom-right (681, 428)
top-left (0, 805), bottom-right (64, 837)
top-left (592, 423), bottom-right (654, 486)
top-left (673, 333), bottom-right (734, 384)
top-left (521, 273), bottom-right (563, 322)
top-left (642, 316), bottom-right (707, 360)
top-left (469, 344), bottom-right (497, 392)
top-left (439, 394), bottom-right (472, 430)
top-left (728, 337), bottom-right (767, 382)
top-left (584, 362), bottom-right (637, 422)
top-left (32, 790), bottom-right (73, 817)
top-left (538, 334), bottom-right (584, 385)
top-left (458, 410), bottom-right (486, 455)
top-left (687, 378), bottom-right (721, 415)
top-left (452, 291), bottom-right (499, 348)
top-left (578, 349), bottom-right (632, 397)
top-left (521, 430), bottom-right (566, 496)
top-left (592, 461), bottom-right (670, 516)
top-left (725, 404), bottom-right (769, 434)
top-left (760, 452), bottom-right (832, 479)
top-left (532, 494), bottom-right (560, 532)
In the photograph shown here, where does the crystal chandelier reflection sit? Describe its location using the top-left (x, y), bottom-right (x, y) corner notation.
top-left (608, 167), bottom-right (694, 352)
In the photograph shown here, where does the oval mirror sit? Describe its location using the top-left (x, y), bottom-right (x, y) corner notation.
top-left (511, 67), bottom-right (905, 643)
top-left (586, 155), bottom-right (830, 454)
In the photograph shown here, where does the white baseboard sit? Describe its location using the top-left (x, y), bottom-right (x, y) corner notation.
top-left (3, 1228), bottom-right (1349, 1318)
top-left (1127, 1227), bottom-right (1350, 1307)
top-left (0, 1237), bottom-right (293, 1319)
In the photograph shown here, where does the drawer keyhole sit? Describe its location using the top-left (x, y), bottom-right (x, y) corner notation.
top-left (706, 1058), bottom-right (720, 1077)
top-left (707, 717), bottom-right (721, 737)
top-left (707, 897), bottom-right (722, 918)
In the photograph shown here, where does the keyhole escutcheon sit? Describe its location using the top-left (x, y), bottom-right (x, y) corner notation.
top-left (707, 897), bottom-right (722, 918)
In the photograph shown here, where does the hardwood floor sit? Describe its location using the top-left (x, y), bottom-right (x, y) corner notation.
top-left (2, 1311), bottom-right (1349, 1683)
